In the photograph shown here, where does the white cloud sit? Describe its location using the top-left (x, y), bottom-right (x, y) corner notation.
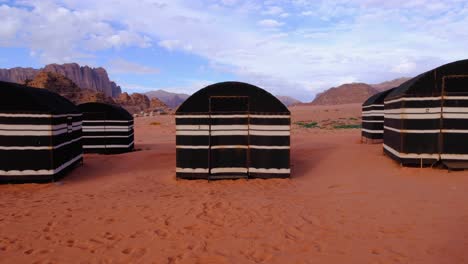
top-left (108, 58), bottom-right (160, 75)
top-left (258, 19), bottom-right (284, 27)
top-left (262, 6), bottom-right (283, 16)
top-left (1, 0), bottom-right (468, 100)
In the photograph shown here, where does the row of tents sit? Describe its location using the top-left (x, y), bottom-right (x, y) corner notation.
top-left (0, 80), bottom-right (292, 183)
top-left (0, 81), bottom-right (134, 183)
top-left (362, 59), bottom-right (468, 168)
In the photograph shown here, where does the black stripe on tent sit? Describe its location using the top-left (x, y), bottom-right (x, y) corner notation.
top-left (176, 136), bottom-right (209, 146)
top-left (384, 118), bottom-right (440, 130)
top-left (210, 149), bottom-right (247, 168)
top-left (249, 149), bottom-right (289, 169)
top-left (362, 131), bottom-right (383, 140)
top-left (385, 100), bottom-right (441, 110)
top-left (176, 149), bottom-right (209, 169)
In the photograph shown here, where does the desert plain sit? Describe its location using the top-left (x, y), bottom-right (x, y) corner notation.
top-left (1, 103), bottom-right (468, 264)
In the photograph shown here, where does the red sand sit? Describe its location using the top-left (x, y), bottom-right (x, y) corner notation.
top-left (1, 104), bottom-right (468, 263)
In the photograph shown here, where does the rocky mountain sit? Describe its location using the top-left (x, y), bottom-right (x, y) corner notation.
top-left (276, 95), bottom-right (302, 106)
top-left (116, 92), bottom-right (168, 114)
top-left (145, 89), bottom-right (190, 108)
top-left (371, 77), bottom-right (411, 92)
top-left (311, 83), bottom-right (379, 105)
top-left (25, 71), bottom-right (115, 105)
top-left (308, 77), bottom-right (412, 105)
top-left (0, 63), bottom-right (121, 97)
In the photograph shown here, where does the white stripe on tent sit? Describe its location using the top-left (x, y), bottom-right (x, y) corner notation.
top-left (249, 115), bottom-right (290, 119)
top-left (362, 120), bottom-right (384, 123)
top-left (176, 115), bottom-right (210, 119)
top-left (176, 167), bottom-right (290, 174)
top-left (384, 126), bottom-right (440, 133)
top-left (362, 104), bottom-right (384, 109)
top-left (176, 131), bottom-right (209, 136)
top-left (82, 125), bottom-right (133, 129)
top-left (250, 125), bottom-right (290, 131)
top-left (211, 145), bottom-right (248, 149)
top-left (176, 115), bottom-right (290, 119)
top-left (83, 133), bottom-right (134, 139)
top-left (176, 125), bottom-right (210, 130)
top-left (83, 120), bottom-right (133, 123)
top-left (0, 154), bottom-right (83, 176)
top-left (176, 130), bottom-right (290, 136)
top-left (83, 141), bottom-right (134, 149)
top-left (249, 168), bottom-right (290, 174)
top-left (211, 131), bottom-right (248, 136)
top-left (384, 113), bottom-right (441, 119)
top-left (0, 113), bottom-right (82, 118)
top-left (385, 108), bottom-right (441, 114)
top-left (0, 137), bottom-right (82, 150)
top-left (385, 96), bottom-right (442, 104)
top-left (362, 129), bottom-right (384, 134)
top-left (362, 110), bottom-right (384, 114)
top-left (176, 145), bottom-right (210, 149)
top-left (440, 154), bottom-right (468, 160)
top-left (83, 128), bottom-right (132, 132)
top-left (249, 130), bottom-right (290, 136)
top-left (211, 168), bottom-right (248, 174)
top-left (176, 168), bottom-right (209, 173)
top-left (211, 125), bottom-right (248, 130)
top-left (386, 96), bottom-right (468, 105)
top-left (383, 144), bottom-right (439, 159)
top-left (250, 145), bottom-right (290, 149)
top-left (362, 113), bottom-right (386, 117)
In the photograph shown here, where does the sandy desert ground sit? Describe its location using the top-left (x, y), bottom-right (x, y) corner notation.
top-left (1, 103), bottom-right (468, 264)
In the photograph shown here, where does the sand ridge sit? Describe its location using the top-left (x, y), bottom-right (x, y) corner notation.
top-left (1, 104), bottom-right (468, 263)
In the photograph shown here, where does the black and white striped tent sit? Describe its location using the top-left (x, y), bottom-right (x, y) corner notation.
top-left (384, 59), bottom-right (468, 166)
top-left (78, 103), bottom-right (134, 154)
top-left (176, 82), bottom-right (291, 180)
top-left (0, 81), bottom-right (83, 183)
top-left (362, 88), bottom-right (395, 143)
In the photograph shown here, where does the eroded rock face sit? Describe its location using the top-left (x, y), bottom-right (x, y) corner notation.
top-left (0, 63), bottom-right (121, 97)
top-left (25, 71), bottom-right (115, 105)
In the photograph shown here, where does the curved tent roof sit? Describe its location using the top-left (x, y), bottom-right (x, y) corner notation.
top-left (78, 102), bottom-right (132, 120)
top-left (176, 81), bottom-right (289, 114)
top-left (0, 81), bottom-right (79, 114)
top-left (386, 59), bottom-right (468, 100)
top-left (363, 88), bottom-right (396, 106)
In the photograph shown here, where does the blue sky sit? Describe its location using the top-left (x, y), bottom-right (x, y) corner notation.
top-left (1, 0), bottom-right (467, 101)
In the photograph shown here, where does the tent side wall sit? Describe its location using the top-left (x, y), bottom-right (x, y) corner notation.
top-left (79, 103), bottom-right (134, 154)
top-left (362, 88), bottom-right (396, 144)
top-left (0, 113), bottom-right (83, 183)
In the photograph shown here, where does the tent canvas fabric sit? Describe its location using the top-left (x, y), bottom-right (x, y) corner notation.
top-left (78, 103), bottom-right (134, 154)
top-left (361, 88), bottom-right (395, 143)
top-left (383, 59), bottom-right (468, 166)
top-left (0, 81), bottom-right (83, 183)
top-left (175, 82), bottom-right (291, 180)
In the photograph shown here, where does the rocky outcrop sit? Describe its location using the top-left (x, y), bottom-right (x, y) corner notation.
top-left (25, 71), bottom-right (115, 105)
top-left (311, 83), bottom-right (379, 105)
top-left (0, 63), bottom-right (121, 97)
top-left (145, 89), bottom-right (189, 108)
top-left (0, 67), bottom-right (38, 83)
top-left (116, 92), bottom-right (151, 114)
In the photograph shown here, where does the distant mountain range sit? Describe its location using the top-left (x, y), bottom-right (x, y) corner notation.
top-left (309, 78), bottom-right (411, 105)
top-left (145, 90), bottom-right (190, 108)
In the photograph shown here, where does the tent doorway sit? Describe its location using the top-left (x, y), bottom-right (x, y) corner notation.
top-left (440, 75), bottom-right (468, 165)
top-left (208, 96), bottom-right (249, 179)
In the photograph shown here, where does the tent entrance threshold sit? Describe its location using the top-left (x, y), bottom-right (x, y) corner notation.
top-left (441, 161), bottom-right (468, 171)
